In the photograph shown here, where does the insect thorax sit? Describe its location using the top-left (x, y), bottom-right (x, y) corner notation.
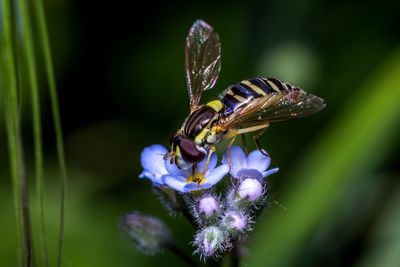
top-left (183, 100), bottom-right (225, 146)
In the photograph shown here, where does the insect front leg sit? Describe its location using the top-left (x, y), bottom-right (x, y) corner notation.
top-left (200, 145), bottom-right (216, 176)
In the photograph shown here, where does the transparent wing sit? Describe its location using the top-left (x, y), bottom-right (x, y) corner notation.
top-left (221, 89), bottom-right (325, 129)
top-left (185, 20), bottom-right (221, 111)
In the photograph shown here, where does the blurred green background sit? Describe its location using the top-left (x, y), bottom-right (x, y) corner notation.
top-left (1, 0), bottom-right (400, 266)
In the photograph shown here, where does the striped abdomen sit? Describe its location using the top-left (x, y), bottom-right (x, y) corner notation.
top-left (220, 77), bottom-right (299, 116)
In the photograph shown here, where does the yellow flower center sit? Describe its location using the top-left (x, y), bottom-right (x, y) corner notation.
top-left (187, 172), bottom-right (205, 185)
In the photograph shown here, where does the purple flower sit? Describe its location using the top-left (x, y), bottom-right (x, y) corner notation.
top-left (139, 144), bottom-right (169, 186)
top-left (163, 152), bottom-right (229, 193)
top-left (139, 144), bottom-right (229, 192)
top-left (223, 146), bottom-right (279, 180)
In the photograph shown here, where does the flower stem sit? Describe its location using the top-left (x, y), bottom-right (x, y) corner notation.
top-left (176, 194), bottom-right (198, 228)
top-left (207, 258), bottom-right (224, 267)
top-left (165, 242), bottom-right (202, 267)
top-left (230, 242), bottom-right (240, 267)
top-left (32, 1), bottom-right (69, 266)
top-left (18, 0), bottom-right (48, 264)
top-left (1, 0), bottom-right (33, 265)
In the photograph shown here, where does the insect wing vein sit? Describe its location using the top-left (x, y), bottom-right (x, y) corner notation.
top-left (219, 78), bottom-right (325, 129)
top-left (185, 20), bottom-right (221, 111)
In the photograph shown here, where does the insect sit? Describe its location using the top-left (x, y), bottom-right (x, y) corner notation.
top-left (164, 20), bottom-right (325, 180)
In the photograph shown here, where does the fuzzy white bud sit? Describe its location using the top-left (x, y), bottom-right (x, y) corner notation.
top-left (194, 226), bottom-right (227, 258)
top-left (198, 196), bottom-right (219, 218)
top-left (121, 212), bottom-right (171, 254)
top-left (237, 178), bottom-right (263, 201)
top-left (221, 210), bottom-right (249, 235)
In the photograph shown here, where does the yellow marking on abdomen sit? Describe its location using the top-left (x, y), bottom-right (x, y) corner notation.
top-left (266, 80), bottom-right (280, 92)
top-left (233, 94), bottom-right (247, 102)
top-left (241, 80), bottom-right (267, 96)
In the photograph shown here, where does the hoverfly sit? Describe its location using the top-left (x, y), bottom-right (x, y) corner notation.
top-left (165, 20), bottom-right (325, 180)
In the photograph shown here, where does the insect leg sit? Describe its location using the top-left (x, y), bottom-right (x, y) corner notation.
top-left (201, 145), bottom-right (216, 176)
top-left (240, 132), bottom-right (248, 154)
top-left (225, 135), bottom-right (237, 185)
top-left (192, 164), bottom-right (196, 177)
top-left (233, 123), bottom-right (269, 135)
top-left (223, 123), bottom-right (269, 165)
top-left (226, 135), bottom-right (237, 167)
top-left (252, 127), bottom-right (269, 156)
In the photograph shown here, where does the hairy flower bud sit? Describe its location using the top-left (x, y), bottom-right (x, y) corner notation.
top-left (120, 212), bottom-right (171, 254)
top-left (192, 193), bottom-right (221, 226)
top-left (194, 226), bottom-right (228, 258)
top-left (221, 210), bottom-right (250, 237)
top-left (238, 178), bottom-right (264, 201)
top-left (199, 196), bottom-right (219, 217)
top-left (226, 177), bottom-right (267, 210)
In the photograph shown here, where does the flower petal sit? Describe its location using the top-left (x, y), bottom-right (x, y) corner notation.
top-left (205, 164), bottom-right (229, 185)
top-left (261, 167), bottom-right (279, 178)
top-left (165, 159), bottom-right (188, 177)
top-left (183, 183), bottom-right (203, 192)
top-left (139, 170), bottom-right (152, 179)
top-left (140, 144), bottom-right (168, 177)
top-left (197, 183), bottom-right (214, 190)
top-left (197, 152), bottom-right (217, 173)
top-left (246, 150), bottom-right (271, 172)
top-left (139, 170), bottom-right (165, 185)
top-left (184, 182), bottom-right (215, 192)
top-left (223, 146), bottom-right (247, 178)
top-left (163, 175), bottom-right (187, 193)
top-left (236, 168), bottom-right (263, 180)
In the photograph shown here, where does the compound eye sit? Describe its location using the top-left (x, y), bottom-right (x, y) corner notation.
top-left (178, 137), bottom-right (205, 164)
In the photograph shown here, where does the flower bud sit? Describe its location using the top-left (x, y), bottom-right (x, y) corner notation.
top-left (191, 193), bottom-right (221, 226)
top-left (194, 226), bottom-right (228, 258)
top-left (199, 195), bottom-right (220, 217)
top-left (120, 212), bottom-right (171, 254)
top-left (237, 178), bottom-right (264, 202)
top-left (221, 210), bottom-right (250, 236)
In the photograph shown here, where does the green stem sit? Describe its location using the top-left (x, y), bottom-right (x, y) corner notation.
top-left (230, 242), bottom-right (240, 267)
top-left (18, 0), bottom-right (47, 265)
top-left (1, 0), bottom-right (31, 265)
top-left (32, 1), bottom-right (68, 266)
top-left (176, 194), bottom-right (198, 228)
top-left (18, 139), bottom-right (33, 267)
top-left (165, 242), bottom-right (202, 267)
